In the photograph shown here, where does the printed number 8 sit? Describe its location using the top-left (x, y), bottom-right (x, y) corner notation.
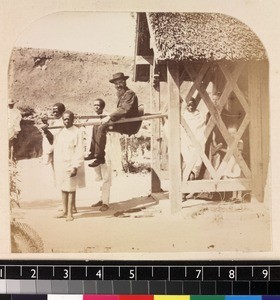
top-left (229, 269), bottom-right (235, 279)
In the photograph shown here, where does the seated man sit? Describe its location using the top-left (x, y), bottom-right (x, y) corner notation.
top-left (85, 72), bottom-right (141, 168)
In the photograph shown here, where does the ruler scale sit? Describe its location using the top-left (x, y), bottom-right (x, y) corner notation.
top-left (0, 261), bottom-right (280, 296)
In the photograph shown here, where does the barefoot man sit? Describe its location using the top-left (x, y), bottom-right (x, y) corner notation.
top-left (52, 110), bottom-right (85, 221)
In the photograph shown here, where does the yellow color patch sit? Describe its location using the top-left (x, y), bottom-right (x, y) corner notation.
top-left (154, 296), bottom-right (190, 300)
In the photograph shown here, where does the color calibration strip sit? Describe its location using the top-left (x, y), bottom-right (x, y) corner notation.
top-left (1, 261), bottom-right (280, 296)
top-left (1, 295), bottom-right (280, 300)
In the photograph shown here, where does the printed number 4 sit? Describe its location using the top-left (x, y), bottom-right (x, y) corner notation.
top-left (96, 269), bottom-right (102, 279)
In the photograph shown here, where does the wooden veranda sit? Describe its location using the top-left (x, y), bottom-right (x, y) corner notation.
top-left (134, 13), bottom-right (269, 213)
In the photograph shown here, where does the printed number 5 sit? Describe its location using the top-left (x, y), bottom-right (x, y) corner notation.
top-left (129, 269), bottom-right (135, 279)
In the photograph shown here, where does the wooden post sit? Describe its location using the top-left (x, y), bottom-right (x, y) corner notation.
top-left (150, 64), bottom-right (162, 193)
top-left (260, 60), bottom-right (269, 202)
top-left (248, 61), bottom-right (263, 202)
top-left (160, 81), bottom-right (169, 174)
top-left (167, 61), bottom-right (182, 213)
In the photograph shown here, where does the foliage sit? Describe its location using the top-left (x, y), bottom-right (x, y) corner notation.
top-left (120, 135), bottom-right (151, 173)
top-left (11, 221), bottom-right (44, 253)
top-left (9, 159), bottom-right (21, 209)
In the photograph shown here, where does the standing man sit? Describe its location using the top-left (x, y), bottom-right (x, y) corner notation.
top-left (8, 98), bottom-right (22, 159)
top-left (86, 98), bottom-right (122, 212)
top-left (52, 110), bottom-right (85, 221)
top-left (42, 102), bottom-right (66, 149)
top-left (181, 97), bottom-right (208, 200)
top-left (85, 72), bottom-right (141, 168)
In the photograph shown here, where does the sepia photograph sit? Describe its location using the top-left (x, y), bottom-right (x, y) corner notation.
top-left (7, 10), bottom-right (271, 254)
top-left (1, 1), bottom-right (278, 258)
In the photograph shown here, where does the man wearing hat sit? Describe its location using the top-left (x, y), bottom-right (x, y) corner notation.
top-left (85, 72), bottom-right (141, 168)
top-left (8, 98), bottom-right (22, 159)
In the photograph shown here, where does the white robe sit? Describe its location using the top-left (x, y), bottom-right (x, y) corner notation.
top-left (181, 109), bottom-right (207, 179)
top-left (53, 126), bottom-right (85, 192)
top-left (8, 107), bottom-right (21, 140)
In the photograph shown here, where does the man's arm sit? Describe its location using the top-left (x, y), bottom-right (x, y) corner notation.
top-left (109, 90), bottom-right (136, 122)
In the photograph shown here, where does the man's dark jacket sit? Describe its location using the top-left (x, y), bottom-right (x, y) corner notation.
top-left (109, 87), bottom-right (141, 136)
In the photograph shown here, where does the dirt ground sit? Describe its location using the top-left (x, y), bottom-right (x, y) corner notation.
top-left (11, 157), bottom-right (271, 253)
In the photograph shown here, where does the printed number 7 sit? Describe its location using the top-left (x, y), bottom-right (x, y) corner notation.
top-left (196, 269), bottom-right (202, 279)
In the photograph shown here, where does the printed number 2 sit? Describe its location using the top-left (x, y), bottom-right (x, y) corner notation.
top-left (31, 268), bottom-right (36, 279)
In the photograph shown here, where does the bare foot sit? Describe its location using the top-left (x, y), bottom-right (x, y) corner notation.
top-left (184, 193), bottom-right (195, 200)
top-left (66, 216), bottom-right (74, 221)
top-left (56, 213), bottom-right (67, 218)
top-left (72, 208), bottom-right (77, 214)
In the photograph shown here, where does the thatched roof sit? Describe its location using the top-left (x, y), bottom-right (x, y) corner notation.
top-left (146, 13), bottom-right (267, 61)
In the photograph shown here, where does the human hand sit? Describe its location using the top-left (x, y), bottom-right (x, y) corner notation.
top-left (41, 124), bottom-right (49, 132)
top-left (70, 167), bottom-right (77, 177)
top-left (101, 115), bottom-right (111, 124)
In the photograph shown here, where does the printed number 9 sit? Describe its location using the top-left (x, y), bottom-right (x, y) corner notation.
top-left (262, 269), bottom-right (268, 279)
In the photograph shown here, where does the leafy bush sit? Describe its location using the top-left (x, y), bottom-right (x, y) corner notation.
top-left (9, 159), bottom-right (21, 209)
top-left (120, 135), bottom-right (151, 173)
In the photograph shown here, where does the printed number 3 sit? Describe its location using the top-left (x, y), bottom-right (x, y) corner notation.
top-left (64, 269), bottom-right (69, 279)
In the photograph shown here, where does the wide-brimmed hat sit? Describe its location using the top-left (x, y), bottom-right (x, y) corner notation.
top-left (8, 98), bottom-right (16, 105)
top-left (109, 72), bottom-right (129, 83)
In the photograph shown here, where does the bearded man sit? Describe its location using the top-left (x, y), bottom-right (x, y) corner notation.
top-left (85, 72), bottom-right (141, 168)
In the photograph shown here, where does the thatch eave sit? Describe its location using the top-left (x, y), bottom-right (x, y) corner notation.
top-left (146, 12), bottom-right (267, 62)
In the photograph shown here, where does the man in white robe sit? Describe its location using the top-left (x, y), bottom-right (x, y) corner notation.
top-left (85, 99), bottom-right (122, 212)
top-left (52, 110), bottom-right (85, 221)
top-left (8, 98), bottom-right (22, 159)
